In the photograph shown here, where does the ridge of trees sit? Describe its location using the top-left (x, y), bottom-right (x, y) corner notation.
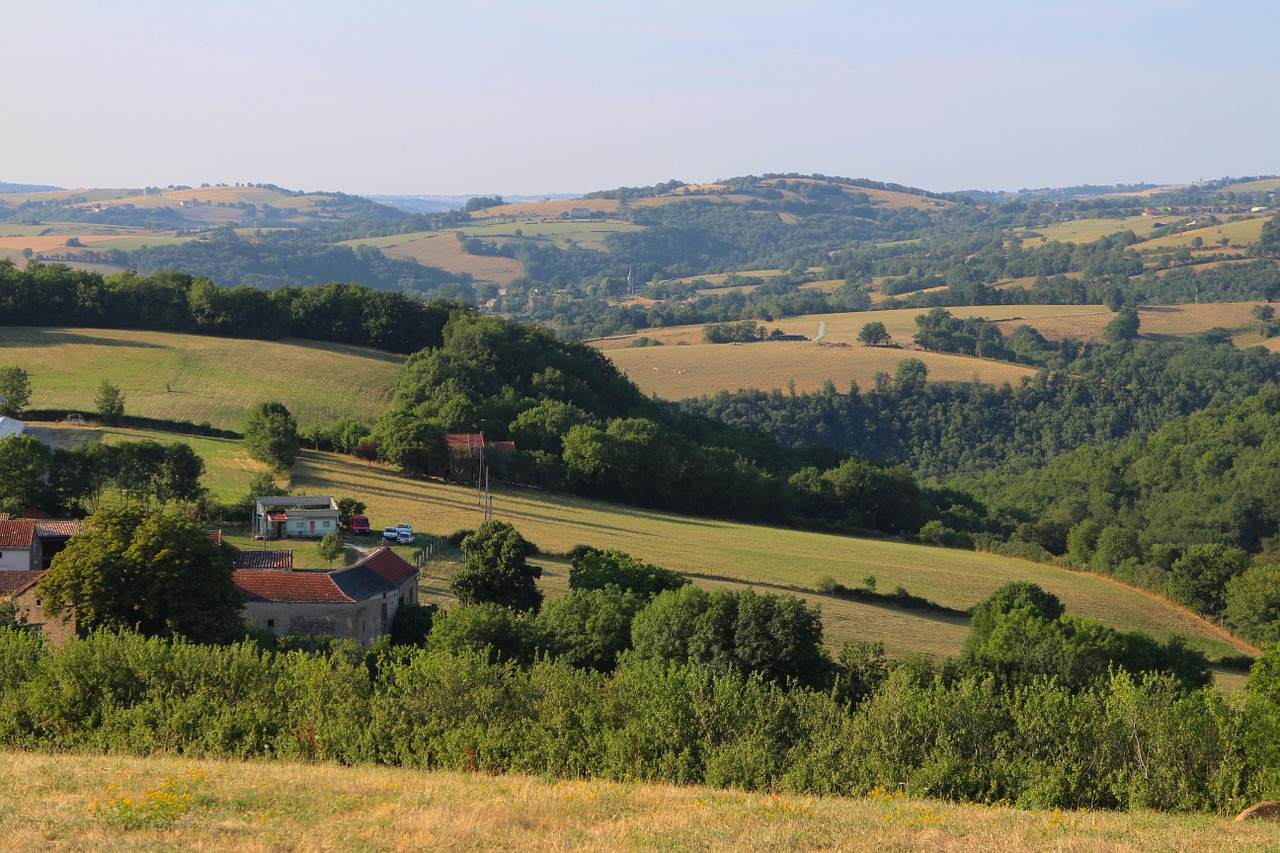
top-left (0, 261), bottom-right (470, 354)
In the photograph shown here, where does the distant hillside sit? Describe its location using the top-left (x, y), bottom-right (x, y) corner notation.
top-left (369, 192), bottom-right (581, 215)
top-left (0, 181), bottom-right (62, 194)
top-left (0, 184), bottom-right (407, 229)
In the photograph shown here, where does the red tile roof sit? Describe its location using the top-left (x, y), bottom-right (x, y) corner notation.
top-left (34, 520), bottom-right (85, 538)
top-left (0, 521), bottom-right (37, 549)
top-left (233, 550), bottom-right (294, 569)
top-left (233, 570), bottom-right (352, 603)
top-left (359, 547), bottom-right (417, 585)
top-left (446, 432), bottom-right (485, 448)
top-left (208, 529), bottom-right (223, 547)
top-left (233, 547), bottom-right (417, 604)
top-left (0, 570), bottom-right (43, 596)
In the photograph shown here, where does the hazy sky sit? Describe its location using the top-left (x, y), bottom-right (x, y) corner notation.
top-left (4, 1), bottom-right (1277, 196)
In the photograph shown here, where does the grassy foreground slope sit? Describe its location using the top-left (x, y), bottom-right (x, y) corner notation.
top-left (5, 751), bottom-right (1276, 853)
top-left (38, 423), bottom-right (1246, 661)
top-left (1, 327), bottom-right (403, 430)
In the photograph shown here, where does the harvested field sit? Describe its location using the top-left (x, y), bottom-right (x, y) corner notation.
top-left (605, 341), bottom-right (1034, 399)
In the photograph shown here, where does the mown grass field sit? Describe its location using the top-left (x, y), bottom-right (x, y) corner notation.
top-left (35, 421), bottom-right (1248, 663)
top-left (348, 220), bottom-right (643, 284)
top-left (5, 751), bottom-right (1274, 853)
top-left (1, 327), bottom-right (402, 430)
top-left (602, 340), bottom-right (1035, 399)
top-left (348, 230), bottom-right (526, 284)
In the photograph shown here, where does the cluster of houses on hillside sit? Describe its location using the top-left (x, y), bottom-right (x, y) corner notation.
top-left (0, 495), bottom-right (419, 647)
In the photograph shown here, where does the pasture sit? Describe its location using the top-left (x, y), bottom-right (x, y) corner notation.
top-left (1015, 216), bottom-right (1159, 244)
top-left (1, 327), bottom-right (402, 430)
top-left (6, 751), bottom-right (1275, 852)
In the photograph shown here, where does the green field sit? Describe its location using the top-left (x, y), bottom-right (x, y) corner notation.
top-left (34, 421), bottom-right (1249, 665)
top-left (1, 328), bottom-right (403, 430)
top-left (5, 751), bottom-right (1274, 852)
top-left (1016, 216), bottom-right (1159, 244)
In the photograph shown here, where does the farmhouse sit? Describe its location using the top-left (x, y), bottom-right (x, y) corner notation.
top-left (0, 570), bottom-right (78, 643)
top-left (234, 546), bottom-right (418, 645)
top-left (253, 496), bottom-right (340, 539)
top-left (0, 519), bottom-right (84, 642)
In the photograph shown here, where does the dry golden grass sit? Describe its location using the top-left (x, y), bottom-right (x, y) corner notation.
top-left (469, 198), bottom-right (623, 219)
top-left (1223, 178), bottom-right (1280, 192)
top-left (664, 268), bottom-right (785, 286)
top-left (0, 235), bottom-right (90, 252)
top-left (2, 751), bottom-right (1275, 852)
top-left (990, 302), bottom-right (1268, 345)
top-left (603, 340), bottom-right (1034, 398)
top-left (0, 188), bottom-right (132, 204)
top-left (2, 327), bottom-right (402, 429)
top-left (595, 305), bottom-right (1109, 352)
top-left (1136, 217), bottom-right (1266, 252)
top-left (364, 232), bottom-right (526, 284)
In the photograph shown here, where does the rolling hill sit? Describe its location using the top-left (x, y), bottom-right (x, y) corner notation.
top-left (36, 421), bottom-right (1253, 665)
top-left (591, 302), bottom-right (1271, 400)
top-left (2, 327), bottom-right (402, 430)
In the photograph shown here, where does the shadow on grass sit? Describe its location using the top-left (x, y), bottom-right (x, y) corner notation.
top-left (0, 327), bottom-right (166, 349)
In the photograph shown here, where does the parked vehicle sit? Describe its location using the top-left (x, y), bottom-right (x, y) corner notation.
top-left (350, 515), bottom-right (371, 535)
top-left (382, 527), bottom-right (399, 542)
top-left (396, 523), bottom-right (413, 536)
top-left (396, 530), bottom-right (415, 545)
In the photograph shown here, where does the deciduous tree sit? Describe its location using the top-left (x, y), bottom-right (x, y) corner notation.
top-left (40, 507), bottom-right (243, 643)
top-left (0, 365), bottom-right (31, 418)
top-left (450, 521), bottom-right (542, 613)
top-left (94, 380), bottom-right (125, 425)
top-left (243, 402), bottom-right (300, 471)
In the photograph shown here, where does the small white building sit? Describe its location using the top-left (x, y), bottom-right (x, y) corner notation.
top-left (253, 496), bottom-right (340, 539)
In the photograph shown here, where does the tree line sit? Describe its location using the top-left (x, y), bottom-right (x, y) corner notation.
top-left (0, 261), bottom-right (470, 354)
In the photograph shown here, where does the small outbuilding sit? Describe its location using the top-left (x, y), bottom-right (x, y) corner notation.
top-left (252, 496), bottom-right (340, 539)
